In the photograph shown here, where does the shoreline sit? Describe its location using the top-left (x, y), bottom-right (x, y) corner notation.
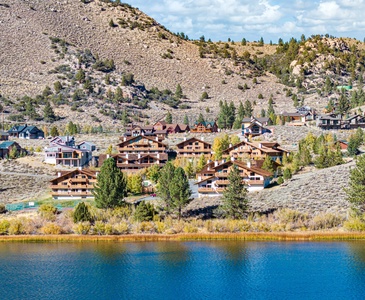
top-left (1, 232), bottom-right (365, 242)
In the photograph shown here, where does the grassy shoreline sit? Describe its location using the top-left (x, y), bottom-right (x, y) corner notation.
top-left (1, 232), bottom-right (365, 242)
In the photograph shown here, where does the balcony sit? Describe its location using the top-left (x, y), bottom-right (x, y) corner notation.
top-left (198, 187), bottom-right (225, 193)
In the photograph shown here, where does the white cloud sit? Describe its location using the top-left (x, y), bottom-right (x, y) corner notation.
top-left (126, 0), bottom-right (365, 41)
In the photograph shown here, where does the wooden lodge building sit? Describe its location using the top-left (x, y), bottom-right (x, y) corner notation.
top-left (222, 140), bottom-right (288, 162)
top-left (99, 135), bottom-right (168, 173)
top-left (175, 137), bottom-right (212, 158)
top-left (50, 169), bottom-right (97, 200)
top-left (196, 159), bottom-right (273, 195)
top-left (190, 121), bottom-right (218, 133)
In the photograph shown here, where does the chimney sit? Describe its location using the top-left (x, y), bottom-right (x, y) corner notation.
top-left (138, 153), bottom-right (141, 159)
top-left (214, 160), bottom-right (219, 167)
top-left (259, 143), bottom-right (262, 148)
top-left (57, 172), bottom-right (61, 177)
top-left (157, 153), bottom-right (160, 159)
top-left (207, 159), bottom-right (212, 164)
top-left (231, 156), bottom-right (235, 162)
top-left (156, 136), bottom-right (158, 141)
top-left (184, 137), bottom-right (187, 141)
top-left (123, 137), bottom-right (126, 142)
top-left (222, 159), bottom-right (226, 164)
top-left (126, 153), bottom-right (129, 159)
top-left (244, 137), bottom-right (248, 142)
top-left (247, 161), bottom-right (251, 168)
top-left (107, 154), bottom-right (110, 159)
top-left (96, 172), bottom-right (99, 177)
top-left (229, 143), bottom-right (232, 148)
top-left (201, 137), bottom-right (204, 141)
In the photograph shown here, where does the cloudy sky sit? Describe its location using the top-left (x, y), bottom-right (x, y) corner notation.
top-left (126, 0), bottom-right (365, 42)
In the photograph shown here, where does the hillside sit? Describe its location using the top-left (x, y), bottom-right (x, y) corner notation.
top-left (1, 0), bottom-right (365, 128)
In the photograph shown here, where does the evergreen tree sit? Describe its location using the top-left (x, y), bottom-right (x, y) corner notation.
top-left (197, 113), bottom-right (205, 123)
top-left (175, 84), bottom-right (183, 99)
top-left (260, 108), bottom-right (266, 117)
top-left (73, 202), bottom-right (92, 223)
top-left (121, 110), bottom-right (129, 126)
top-left (54, 81), bottom-right (62, 93)
top-left (219, 165), bottom-right (248, 219)
top-left (237, 101), bottom-right (245, 120)
top-left (43, 101), bottom-right (57, 122)
top-left (348, 134), bottom-right (360, 156)
top-left (93, 158), bottom-right (127, 208)
top-left (183, 115), bottom-right (189, 126)
top-left (165, 111), bottom-right (172, 123)
top-left (50, 126), bottom-right (59, 137)
top-left (157, 162), bottom-right (176, 212)
top-left (169, 167), bottom-right (192, 219)
top-left (283, 168), bottom-right (292, 180)
top-left (244, 100), bottom-right (253, 117)
top-left (114, 86), bottom-right (123, 103)
top-left (75, 69), bottom-right (86, 83)
top-left (345, 155), bottom-right (365, 211)
top-left (133, 201), bottom-right (156, 222)
top-left (337, 91), bottom-right (350, 116)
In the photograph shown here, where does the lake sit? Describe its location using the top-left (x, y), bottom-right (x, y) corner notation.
top-left (1, 241), bottom-right (365, 300)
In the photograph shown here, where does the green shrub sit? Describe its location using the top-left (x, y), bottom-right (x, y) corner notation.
top-left (92, 221), bottom-right (105, 235)
top-left (133, 201), bottom-right (156, 222)
top-left (277, 177), bottom-right (284, 185)
top-left (73, 202), bottom-right (92, 223)
top-left (136, 221), bottom-right (155, 233)
top-left (0, 204), bottom-right (6, 214)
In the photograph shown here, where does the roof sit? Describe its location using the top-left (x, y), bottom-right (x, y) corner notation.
top-left (50, 169), bottom-right (97, 183)
top-left (0, 141), bottom-right (16, 149)
top-left (242, 117), bottom-right (270, 123)
top-left (318, 115), bottom-right (341, 121)
top-left (23, 126), bottom-right (43, 134)
top-left (194, 121), bottom-right (216, 127)
top-left (0, 131), bottom-right (9, 136)
top-left (117, 135), bottom-right (167, 147)
top-left (280, 112), bottom-right (305, 117)
top-left (175, 137), bottom-right (212, 147)
top-left (8, 125), bottom-right (27, 133)
top-left (179, 124), bottom-right (189, 131)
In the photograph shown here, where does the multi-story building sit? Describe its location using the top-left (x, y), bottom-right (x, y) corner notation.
top-left (222, 140), bottom-right (288, 162)
top-left (117, 135), bottom-right (167, 154)
top-left (175, 137), bottom-right (212, 158)
top-left (50, 169), bottom-right (97, 200)
top-left (44, 136), bottom-right (94, 167)
top-left (190, 121), bottom-right (218, 133)
top-left (196, 159), bottom-right (273, 195)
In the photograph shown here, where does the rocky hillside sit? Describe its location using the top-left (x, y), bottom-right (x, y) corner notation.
top-left (1, 0), bottom-right (365, 128)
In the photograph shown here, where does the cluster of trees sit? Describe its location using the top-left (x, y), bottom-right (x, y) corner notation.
top-left (93, 157), bottom-right (250, 221)
top-left (217, 100), bottom-right (254, 130)
top-left (212, 134), bottom-right (240, 160)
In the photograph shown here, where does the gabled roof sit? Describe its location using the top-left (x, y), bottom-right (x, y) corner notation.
top-left (179, 124), bottom-right (189, 131)
top-left (176, 137), bottom-right (212, 147)
top-left (8, 125), bottom-right (27, 133)
top-left (117, 135), bottom-right (167, 147)
top-left (202, 159), bottom-right (273, 177)
top-left (50, 169), bottom-right (97, 183)
top-left (242, 117), bottom-right (270, 124)
top-left (194, 121), bottom-right (216, 127)
top-left (0, 141), bottom-right (16, 149)
top-left (23, 126), bottom-right (43, 134)
top-left (280, 111), bottom-right (306, 117)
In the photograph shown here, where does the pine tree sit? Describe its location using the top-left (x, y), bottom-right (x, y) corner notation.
top-left (183, 115), bottom-right (189, 126)
top-left (244, 100), bottom-right (253, 117)
top-left (345, 155), bottom-right (365, 210)
top-left (75, 69), bottom-right (86, 83)
top-left (165, 111), bottom-right (172, 124)
top-left (93, 158), bottom-right (127, 208)
top-left (43, 101), bottom-right (57, 122)
top-left (121, 110), bottom-right (129, 126)
top-left (283, 168), bottom-right (292, 180)
top-left (237, 101), bottom-right (245, 120)
top-left (197, 113), bottom-right (205, 123)
top-left (169, 167), bottom-right (192, 219)
top-left (175, 84), bottom-right (183, 99)
top-left (50, 126), bottom-right (59, 137)
top-left (337, 91), bottom-right (350, 116)
top-left (114, 86), bottom-right (123, 103)
top-left (157, 162), bottom-right (176, 212)
top-left (133, 201), bottom-right (156, 222)
top-left (73, 202), bottom-right (92, 223)
top-left (219, 164), bottom-right (248, 219)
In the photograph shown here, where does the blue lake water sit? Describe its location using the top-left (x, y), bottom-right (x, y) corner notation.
top-left (1, 241), bottom-right (365, 300)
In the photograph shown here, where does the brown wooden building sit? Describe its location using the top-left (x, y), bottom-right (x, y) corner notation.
top-left (190, 121), bottom-right (218, 133)
top-left (50, 169), bottom-right (97, 200)
top-left (175, 137), bottom-right (212, 158)
top-left (196, 159), bottom-right (272, 195)
top-left (117, 135), bottom-right (167, 154)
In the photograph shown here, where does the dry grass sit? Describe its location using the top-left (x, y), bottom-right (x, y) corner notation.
top-left (1, 232), bottom-right (365, 242)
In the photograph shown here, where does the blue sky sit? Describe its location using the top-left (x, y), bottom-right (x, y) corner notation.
top-left (125, 0), bottom-right (365, 42)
